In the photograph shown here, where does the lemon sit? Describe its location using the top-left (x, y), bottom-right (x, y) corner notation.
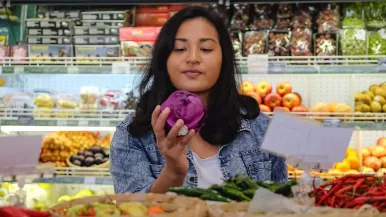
top-left (346, 155), bottom-right (360, 169)
top-left (335, 161), bottom-right (350, 172)
top-left (0, 78), bottom-right (5, 87)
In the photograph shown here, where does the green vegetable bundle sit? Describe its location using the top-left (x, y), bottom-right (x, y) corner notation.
top-left (169, 174), bottom-right (297, 203)
top-left (365, 2), bottom-right (386, 29)
top-left (342, 3), bottom-right (365, 29)
top-left (340, 29), bottom-right (367, 56)
top-left (368, 30), bottom-right (386, 55)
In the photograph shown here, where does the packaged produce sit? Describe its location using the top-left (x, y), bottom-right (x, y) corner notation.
top-left (274, 18), bottom-right (292, 30)
top-left (243, 31), bottom-right (267, 56)
top-left (4, 93), bottom-right (34, 110)
top-left (27, 28), bottom-right (72, 36)
top-left (29, 44), bottom-right (73, 62)
top-left (342, 3), bottom-right (365, 29)
top-left (121, 42), bottom-right (153, 57)
top-left (27, 36), bottom-right (72, 45)
top-left (76, 20), bottom-right (124, 27)
top-left (368, 29), bottom-right (386, 55)
top-left (81, 11), bottom-right (126, 20)
top-left (230, 31), bottom-right (242, 57)
top-left (80, 86), bottom-right (99, 105)
top-left (250, 4), bottom-right (273, 30)
top-left (292, 8), bottom-right (313, 30)
top-left (74, 35), bottom-right (119, 45)
top-left (119, 27), bottom-right (160, 57)
top-left (57, 93), bottom-right (77, 109)
top-left (25, 19), bottom-right (74, 28)
top-left (290, 28), bottom-right (312, 56)
top-left (33, 93), bottom-right (55, 108)
top-left (36, 10), bottom-right (80, 19)
top-left (75, 45), bottom-right (120, 62)
top-left (0, 45), bottom-right (9, 61)
top-left (316, 4), bottom-right (340, 33)
top-left (276, 4), bottom-right (293, 19)
top-left (268, 31), bottom-right (290, 56)
top-left (74, 26), bottom-right (119, 35)
top-left (340, 29), bottom-right (367, 56)
top-left (100, 89), bottom-right (122, 110)
top-left (230, 4), bottom-right (250, 30)
top-left (365, 2), bottom-right (386, 29)
top-left (314, 33), bottom-right (338, 56)
top-left (11, 42), bottom-right (28, 62)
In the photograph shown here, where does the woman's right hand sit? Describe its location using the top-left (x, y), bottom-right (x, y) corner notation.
top-left (151, 105), bottom-right (195, 178)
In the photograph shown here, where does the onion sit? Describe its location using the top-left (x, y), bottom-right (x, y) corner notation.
top-left (161, 90), bottom-right (206, 136)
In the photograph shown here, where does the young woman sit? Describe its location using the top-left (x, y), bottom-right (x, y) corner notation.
top-left (110, 6), bottom-right (287, 194)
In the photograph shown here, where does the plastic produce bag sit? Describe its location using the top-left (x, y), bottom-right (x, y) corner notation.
top-left (314, 33), bottom-right (337, 56)
top-left (316, 4), bottom-right (340, 33)
top-left (230, 31), bottom-right (242, 57)
top-left (57, 93), bottom-right (77, 109)
top-left (33, 90), bottom-right (55, 108)
top-left (290, 28), bottom-right (312, 56)
top-left (230, 4), bottom-right (250, 30)
top-left (368, 29), bottom-right (386, 55)
top-left (80, 86), bottom-right (100, 112)
top-left (292, 7), bottom-right (313, 30)
top-left (342, 3), bottom-right (365, 29)
top-left (250, 4), bottom-right (273, 30)
top-left (340, 28), bottom-right (367, 56)
top-left (365, 2), bottom-right (386, 29)
top-left (268, 31), bottom-right (290, 56)
top-left (243, 31), bottom-right (267, 56)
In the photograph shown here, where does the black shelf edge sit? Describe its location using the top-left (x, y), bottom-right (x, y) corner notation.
top-left (10, 0), bottom-right (218, 5)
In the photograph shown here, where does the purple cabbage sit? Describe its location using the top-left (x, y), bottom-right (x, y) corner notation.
top-left (161, 90), bottom-right (206, 135)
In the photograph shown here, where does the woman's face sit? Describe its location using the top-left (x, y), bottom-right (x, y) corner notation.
top-left (167, 17), bottom-right (222, 100)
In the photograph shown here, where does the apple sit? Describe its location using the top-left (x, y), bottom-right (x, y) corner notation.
top-left (293, 92), bottom-right (302, 104)
top-left (264, 93), bottom-right (282, 110)
top-left (245, 92), bottom-right (262, 104)
top-left (291, 105), bottom-right (308, 113)
top-left (239, 81), bottom-right (255, 94)
top-left (273, 107), bottom-right (290, 112)
top-left (255, 81), bottom-right (272, 98)
top-left (282, 93), bottom-right (301, 110)
top-left (377, 137), bottom-right (386, 148)
top-left (259, 104), bottom-right (271, 113)
top-left (276, 82), bottom-right (292, 97)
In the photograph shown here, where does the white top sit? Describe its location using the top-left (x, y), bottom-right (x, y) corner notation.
top-left (191, 152), bottom-right (224, 188)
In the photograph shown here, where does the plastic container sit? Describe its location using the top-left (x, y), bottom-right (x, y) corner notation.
top-left (340, 28), bottom-right (367, 56)
top-left (368, 29), bottom-right (386, 55)
top-left (342, 3), bottom-right (365, 29)
top-left (268, 30), bottom-right (291, 56)
top-left (316, 4), bottom-right (340, 33)
top-left (314, 33), bottom-right (338, 56)
top-left (290, 28), bottom-right (313, 56)
top-left (230, 4), bottom-right (250, 30)
top-left (243, 31), bottom-right (267, 56)
top-left (250, 4), bottom-right (273, 30)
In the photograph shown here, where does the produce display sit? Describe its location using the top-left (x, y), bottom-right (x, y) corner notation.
top-left (316, 4), bottom-right (340, 33)
top-left (361, 137), bottom-right (386, 173)
top-left (315, 33), bottom-right (337, 56)
top-left (243, 31), bottom-right (267, 56)
top-left (229, 4), bottom-right (250, 30)
top-left (340, 29), bottom-right (367, 56)
top-left (313, 174), bottom-right (386, 212)
top-left (310, 102), bottom-right (352, 119)
top-left (355, 82), bottom-right (386, 113)
top-left (68, 146), bottom-right (110, 167)
top-left (365, 2), bottom-right (386, 29)
top-left (368, 29), bottom-right (386, 56)
top-left (342, 3), bottom-right (365, 29)
top-left (39, 131), bottom-right (110, 167)
top-left (268, 31), bottom-right (290, 56)
top-left (290, 28), bottom-right (312, 56)
top-left (239, 80), bottom-right (307, 113)
top-left (169, 174), bottom-right (297, 202)
top-left (161, 90), bottom-right (205, 135)
top-left (250, 4), bottom-right (273, 30)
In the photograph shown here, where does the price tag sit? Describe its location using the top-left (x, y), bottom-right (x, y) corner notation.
top-left (355, 29), bottom-right (366, 41)
top-left (84, 176), bottom-right (96, 185)
top-left (17, 116), bottom-right (35, 126)
top-left (378, 57), bottom-right (386, 72)
top-left (112, 62), bottom-right (131, 74)
top-left (268, 62), bottom-right (286, 74)
top-left (260, 112), bottom-right (354, 170)
top-left (14, 66), bottom-right (24, 75)
top-left (379, 29), bottom-right (386, 40)
top-left (247, 54), bottom-right (268, 74)
top-left (68, 66), bottom-right (79, 74)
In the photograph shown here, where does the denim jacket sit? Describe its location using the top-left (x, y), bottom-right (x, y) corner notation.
top-left (110, 112), bottom-right (287, 194)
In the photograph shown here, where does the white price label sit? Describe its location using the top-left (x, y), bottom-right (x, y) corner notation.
top-left (14, 66), bottom-right (24, 75)
top-left (112, 62), bottom-right (131, 74)
top-left (355, 30), bottom-right (366, 41)
top-left (79, 120), bottom-right (88, 127)
top-left (84, 176), bottom-right (96, 185)
top-left (0, 66), bottom-right (2, 75)
top-left (68, 66), bottom-right (79, 74)
top-left (247, 54), bottom-right (268, 74)
top-left (379, 29), bottom-right (386, 40)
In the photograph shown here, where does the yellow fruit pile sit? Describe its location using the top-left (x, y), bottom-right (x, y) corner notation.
top-left (355, 82), bottom-right (386, 113)
top-left (330, 147), bottom-right (359, 174)
top-left (39, 131), bottom-right (110, 167)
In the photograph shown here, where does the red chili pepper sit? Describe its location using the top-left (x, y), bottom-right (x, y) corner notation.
top-left (0, 206), bottom-right (29, 217)
top-left (316, 182), bottom-right (343, 206)
top-left (20, 208), bottom-right (51, 217)
top-left (88, 207), bottom-right (96, 216)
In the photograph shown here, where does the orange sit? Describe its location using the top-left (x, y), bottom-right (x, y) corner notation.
top-left (346, 155), bottom-right (360, 169)
top-left (287, 164), bottom-right (295, 172)
top-left (335, 161), bottom-right (350, 172)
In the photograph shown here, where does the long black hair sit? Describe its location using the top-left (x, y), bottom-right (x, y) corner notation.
top-left (129, 6), bottom-right (260, 145)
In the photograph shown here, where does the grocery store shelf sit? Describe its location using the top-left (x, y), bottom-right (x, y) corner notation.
top-left (0, 56), bottom-right (384, 74)
top-left (1, 109), bottom-right (386, 131)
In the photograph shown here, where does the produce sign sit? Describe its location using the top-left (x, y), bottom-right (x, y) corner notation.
top-left (313, 174), bottom-right (386, 212)
top-left (169, 174), bottom-right (297, 202)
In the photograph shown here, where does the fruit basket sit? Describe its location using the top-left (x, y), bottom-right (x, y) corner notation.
top-left (50, 193), bottom-right (207, 217)
top-left (207, 202), bottom-right (386, 217)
